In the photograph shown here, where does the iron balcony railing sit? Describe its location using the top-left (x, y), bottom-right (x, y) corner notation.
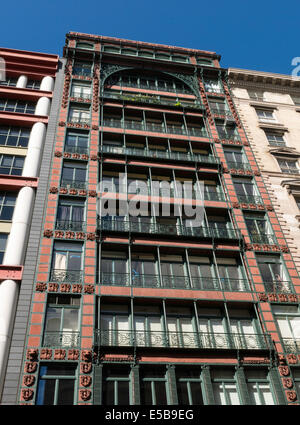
top-left (99, 272), bottom-right (250, 292)
top-left (70, 92), bottom-right (92, 100)
top-left (105, 79), bottom-right (192, 95)
top-left (226, 161), bottom-right (252, 172)
top-left (102, 91), bottom-right (204, 110)
top-left (42, 331), bottom-right (80, 348)
top-left (263, 280), bottom-right (294, 294)
top-left (94, 329), bottom-right (272, 351)
top-left (55, 220), bottom-right (85, 231)
top-left (64, 145), bottom-right (89, 155)
top-left (237, 194), bottom-right (264, 204)
top-left (98, 219), bottom-right (242, 240)
top-left (72, 69), bottom-right (92, 77)
top-left (102, 118), bottom-right (207, 137)
top-left (100, 144), bottom-right (219, 165)
top-left (68, 116), bottom-right (91, 125)
top-left (249, 233), bottom-right (277, 245)
top-left (210, 107), bottom-right (233, 117)
top-left (49, 269), bottom-right (83, 283)
top-left (60, 179), bottom-right (87, 190)
top-left (282, 338), bottom-right (300, 354)
top-left (100, 183), bottom-right (226, 202)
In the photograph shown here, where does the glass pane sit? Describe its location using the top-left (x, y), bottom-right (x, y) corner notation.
top-left (141, 381), bottom-right (152, 404)
top-left (45, 307), bottom-right (61, 332)
top-left (118, 381), bottom-right (130, 405)
top-left (177, 381), bottom-right (189, 404)
top-left (103, 381), bottom-right (114, 405)
top-left (155, 381), bottom-right (167, 404)
top-left (190, 382), bottom-right (204, 405)
top-left (37, 379), bottom-right (55, 405)
top-left (57, 379), bottom-right (75, 405)
top-left (62, 309), bottom-right (79, 332)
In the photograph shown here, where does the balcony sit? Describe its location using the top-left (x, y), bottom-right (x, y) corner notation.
top-left (60, 179), bottom-right (87, 190)
top-left (103, 91), bottom-right (204, 110)
top-left (67, 116), bottom-right (91, 126)
top-left (55, 220), bottom-right (85, 231)
top-left (249, 233), bottom-right (277, 245)
top-left (64, 145), bottom-right (89, 155)
top-left (100, 144), bottom-right (219, 165)
top-left (102, 118), bottom-right (207, 137)
top-left (99, 272), bottom-right (250, 292)
top-left (263, 280), bottom-right (294, 294)
top-left (237, 194), bottom-right (264, 205)
top-left (94, 329), bottom-right (272, 351)
top-left (282, 338), bottom-right (300, 354)
top-left (49, 269), bottom-right (83, 283)
top-left (98, 219), bottom-right (242, 241)
top-left (42, 331), bottom-right (80, 348)
top-left (100, 183), bottom-right (226, 202)
top-left (226, 161), bottom-right (252, 172)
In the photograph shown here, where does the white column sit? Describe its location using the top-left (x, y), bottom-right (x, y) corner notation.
top-left (35, 96), bottom-right (50, 116)
top-left (22, 122), bottom-right (46, 178)
top-left (16, 75), bottom-right (28, 89)
top-left (40, 76), bottom-right (54, 92)
top-left (0, 186), bottom-right (35, 395)
top-left (0, 279), bottom-right (19, 394)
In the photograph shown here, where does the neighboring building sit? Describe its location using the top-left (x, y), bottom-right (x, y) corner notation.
top-left (0, 48), bottom-right (64, 402)
top-left (2, 33), bottom-right (300, 405)
top-left (228, 68), bottom-right (300, 275)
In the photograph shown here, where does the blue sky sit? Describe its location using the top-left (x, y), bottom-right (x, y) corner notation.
top-left (1, 0), bottom-right (299, 76)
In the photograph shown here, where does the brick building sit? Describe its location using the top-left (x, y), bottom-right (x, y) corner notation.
top-left (1, 33), bottom-right (300, 405)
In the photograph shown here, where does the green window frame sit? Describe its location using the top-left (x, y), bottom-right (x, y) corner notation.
top-left (70, 82), bottom-right (92, 99)
top-left (244, 369), bottom-right (276, 405)
top-left (233, 177), bottom-right (260, 203)
top-left (72, 61), bottom-right (92, 77)
top-left (56, 198), bottom-right (85, 231)
top-left (257, 255), bottom-right (290, 293)
top-left (216, 121), bottom-right (239, 140)
top-left (272, 305), bottom-right (300, 354)
top-left (292, 369), bottom-right (300, 400)
top-left (43, 294), bottom-right (80, 348)
top-left (211, 369), bottom-right (241, 405)
top-left (140, 367), bottom-right (169, 405)
top-left (36, 363), bottom-right (77, 405)
top-left (176, 368), bottom-right (204, 405)
top-left (61, 161), bottom-right (87, 188)
top-left (244, 212), bottom-right (275, 244)
top-left (65, 130), bottom-right (89, 154)
top-left (102, 366), bottom-right (132, 405)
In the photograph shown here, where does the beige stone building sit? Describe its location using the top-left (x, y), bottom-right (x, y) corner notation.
top-left (228, 68), bottom-right (300, 272)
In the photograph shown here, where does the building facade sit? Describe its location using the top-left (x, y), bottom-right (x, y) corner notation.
top-left (0, 47), bottom-right (63, 402)
top-left (2, 33), bottom-right (300, 405)
top-left (228, 69), bottom-right (300, 276)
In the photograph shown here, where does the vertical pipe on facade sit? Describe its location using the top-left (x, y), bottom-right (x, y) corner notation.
top-left (156, 247), bottom-right (162, 288)
top-left (162, 299), bottom-right (168, 345)
top-left (193, 300), bottom-right (200, 334)
top-left (212, 250), bottom-right (223, 292)
top-left (184, 248), bottom-right (192, 289)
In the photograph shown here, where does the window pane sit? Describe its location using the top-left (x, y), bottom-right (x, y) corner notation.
top-left (103, 381), bottom-right (114, 405)
top-left (118, 381), bottom-right (130, 405)
top-left (155, 381), bottom-right (167, 404)
top-left (37, 379), bottom-right (55, 405)
top-left (57, 379), bottom-right (75, 405)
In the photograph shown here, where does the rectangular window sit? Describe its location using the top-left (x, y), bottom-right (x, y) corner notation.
top-left (43, 294), bottom-right (80, 348)
top-left (233, 177), bottom-right (261, 204)
top-left (0, 126), bottom-right (30, 147)
top-left (102, 366), bottom-right (131, 405)
top-left (72, 62), bottom-right (92, 77)
top-left (26, 79), bottom-right (41, 90)
top-left (0, 76), bottom-right (17, 87)
top-left (65, 131), bottom-right (89, 154)
top-left (51, 241), bottom-right (83, 282)
top-left (56, 198), bottom-right (85, 231)
top-left (61, 162), bottom-right (87, 189)
top-left (0, 192), bottom-right (17, 221)
top-left (257, 255), bottom-right (290, 293)
top-left (0, 233), bottom-right (8, 263)
top-left (211, 369), bottom-right (240, 405)
top-left (68, 107), bottom-right (90, 124)
top-left (0, 154), bottom-right (24, 175)
top-left (204, 79), bottom-right (223, 94)
top-left (0, 99), bottom-right (35, 114)
top-left (244, 213), bottom-right (275, 244)
top-left (71, 83), bottom-right (92, 99)
top-left (273, 305), bottom-right (300, 353)
top-left (140, 367), bottom-right (168, 405)
top-left (264, 131), bottom-right (286, 147)
top-left (36, 363), bottom-right (76, 405)
top-left (216, 121), bottom-right (239, 140)
top-left (248, 90), bottom-right (264, 101)
top-left (245, 369), bottom-right (275, 405)
top-left (256, 109), bottom-right (276, 122)
top-left (176, 368), bottom-right (204, 405)
top-left (277, 159), bottom-right (299, 174)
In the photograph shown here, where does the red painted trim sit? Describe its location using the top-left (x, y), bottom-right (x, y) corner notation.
top-left (0, 112), bottom-right (48, 126)
top-left (0, 265), bottom-right (23, 281)
top-left (0, 175), bottom-right (38, 190)
top-left (0, 87), bottom-right (53, 99)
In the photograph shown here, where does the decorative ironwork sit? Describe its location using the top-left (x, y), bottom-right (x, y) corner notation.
top-left (55, 220), bottom-right (85, 231)
top-left (49, 269), bottom-right (83, 283)
top-left (98, 219), bottom-right (241, 240)
top-left (237, 194), bottom-right (264, 205)
top-left (263, 280), bottom-right (294, 294)
top-left (42, 331), bottom-right (80, 348)
top-left (100, 144), bottom-right (218, 165)
top-left (282, 338), bottom-right (300, 354)
top-left (99, 272), bottom-right (249, 292)
top-left (94, 329), bottom-right (272, 351)
top-left (60, 179), bottom-right (87, 190)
